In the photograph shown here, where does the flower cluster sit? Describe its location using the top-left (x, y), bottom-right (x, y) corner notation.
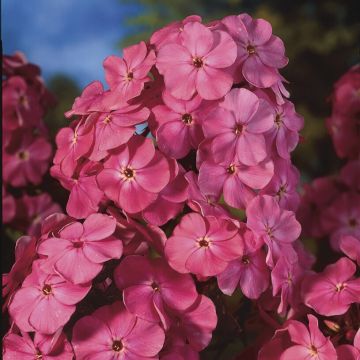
top-left (3, 14), bottom-right (359, 360)
top-left (2, 52), bottom-right (60, 236)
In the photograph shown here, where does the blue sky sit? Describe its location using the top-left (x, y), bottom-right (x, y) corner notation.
top-left (2, 0), bottom-right (140, 87)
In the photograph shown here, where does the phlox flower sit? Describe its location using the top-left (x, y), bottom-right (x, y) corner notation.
top-left (302, 257), bottom-right (360, 316)
top-left (9, 260), bottom-right (91, 334)
top-left (198, 157), bottom-right (273, 209)
top-left (153, 91), bottom-right (206, 159)
top-left (339, 235), bottom-right (360, 266)
top-left (104, 41), bottom-right (156, 100)
top-left (38, 213), bottom-right (121, 284)
top-left (165, 213), bottom-right (243, 276)
top-left (114, 255), bottom-right (198, 328)
top-left (246, 195), bottom-right (301, 267)
top-left (222, 14), bottom-right (288, 88)
top-left (203, 88), bottom-right (273, 165)
top-left (336, 329), bottom-right (360, 360)
top-left (280, 315), bottom-right (337, 360)
top-left (2, 187), bottom-right (16, 224)
top-left (3, 330), bottom-right (73, 360)
top-left (156, 21), bottom-right (237, 100)
top-left (72, 301), bottom-right (165, 360)
top-left (97, 135), bottom-right (171, 214)
top-left (217, 226), bottom-right (269, 299)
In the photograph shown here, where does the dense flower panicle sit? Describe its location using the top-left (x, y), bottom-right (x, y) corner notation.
top-left (72, 301), bottom-right (165, 359)
top-left (302, 257), bottom-right (360, 316)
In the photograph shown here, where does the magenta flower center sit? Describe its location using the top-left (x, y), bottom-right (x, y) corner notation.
top-left (182, 113), bottom-right (193, 125)
top-left (277, 184), bottom-right (287, 197)
top-left (112, 340), bottom-right (123, 352)
top-left (151, 282), bottom-right (160, 291)
top-left (226, 164), bottom-right (236, 175)
top-left (335, 283), bottom-right (346, 292)
top-left (122, 167), bottom-right (135, 180)
top-left (241, 255), bottom-right (250, 265)
top-left (35, 349), bottom-right (43, 359)
top-left (19, 94), bottom-right (28, 106)
top-left (234, 124), bottom-right (244, 135)
top-left (198, 237), bottom-right (210, 247)
top-left (42, 284), bottom-right (52, 296)
top-left (126, 71), bottom-right (134, 81)
top-left (103, 115), bottom-right (112, 124)
top-left (275, 113), bottom-right (283, 127)
top-left (246, 44), bottom-right (256, 55)
top-left (18, 150), bottom-right (29, 160)
top-left (308, 345), bottom-right (318, 356)
top-left (73, 241), bottom-right (84, 248)
top-left (192, 57), bottom-right (204, 68)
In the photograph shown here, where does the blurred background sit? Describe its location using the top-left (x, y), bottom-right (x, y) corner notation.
top-left (3, 0), bottom-right (359, 179)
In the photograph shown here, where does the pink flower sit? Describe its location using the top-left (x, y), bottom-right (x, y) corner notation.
top-left (156, 21), bottom-right (237, 100)
top-left (104, 41), bottom-right (156, 100)
top-left (17, 193), bottom-right (61, 236)
top-left (222, 14), bottom-right (288, 88)
top-left (9, 260), bottom-right (91, 334)
top-left (153, 91), bottom-right (206, 159)
top-left (96, 135), bottom-right (171, 214)
top-left (2, 235), bottom-right (37, 310)
top-left (203, 88), bottom-right (273, 165)
top-left (198, 157), bottom-right (273, 209)
top-left (72, 301), bottom-right (165, 359)
top-left (3, 132), bottom-right (52, 186)
top-left (114, 255), bottom-right (198, 328)
top-left (2, 187), bottom-right (16, 223)
top-left (339, 235), bottom-right (360, 266)
top-left (185, 171), bottom-right (230, 218)
top-left (281, 315), bottom-right (337, 360)
top-left (3, 330), bottom-right (73, 360)
top-left (38, 213), bottom-right (121, 284)
top-left (217, 226), bottom-right (269, 299)
top-left (336, 329), bottom-right (360, 360)
top-left (165, 213), bottom-right (243, 276)
top-left (260, 158), bottom-right (300, 211)
top-left (170, 295), bottom-right (217, 351)
top-left (302, 257), bottom-right (360, 316)
top-left (246, 195), bottom-right (301, 267)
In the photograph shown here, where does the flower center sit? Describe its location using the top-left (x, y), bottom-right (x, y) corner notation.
top-left (198, 237), bottom-right (210, 247)
top-left (73, 241), bottom-right (84, 248)
top-left (234, 124), bottom-right (244, 135)
top-left (246, 44), bottom-right (256, 55)
top-left (112, 340), bottom-right (123, 352)
top-left (151, 282), bottom-right (160, 291)
top-left (308, 345), bottom-right (318, 356)
top-left (18, 150), bottom-right (29, 160)
top-left (192, 57), bottom-right (203, 68)
top-left (275, 113), bottom-right (283, 127)
top-left (182, 113), bottom-right (193, 125)
top-left (241, 255), bottom-right (250, 265)
top-left (42, 284), bottom-right (52, 296)
top-left (19, 94), bottom-right (28, 106)
top-left (35, 349), bottom-right (43, 359)
top-left (265, 226), bottom-right (273, 238)
top-left (226, 164), bottom-right (236, 174)
top-left (277, 184), bottom-right (287, 197)
top-left (349, 218), bottom-right (357, 227)
top-left (103, 115), bottom-right (112, 124)
top-left (335, 283), bottom-right (346, 292)
top-left (126, 71), bottom-right (134, 81)
top-left (122, 167), bottom-right (135, 179)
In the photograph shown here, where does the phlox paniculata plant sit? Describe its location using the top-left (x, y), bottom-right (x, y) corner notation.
top-left (3, 14), bottom-right (360, 360)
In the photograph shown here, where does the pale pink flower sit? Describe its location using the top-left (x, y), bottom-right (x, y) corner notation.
top-left (302, 257), bottom-right (360, 316)
top-left (222, 14), bottom-right (288, 88)
top-left (38, 213), bottom-right (121, 284)
top-left (198, 157), bottom-right (273, 209)
top-left (217, 226), bottom-right (269, 299)
top-left (3, 330), bottom-right (73, 360)
top-left (104, 41), bottom-right (156, 100)
top-left (114, 255), bottom-right (198, 328)
top-left (165, 213), bottom-right (243, 276)
top-left (3, 132), bottom-right (52, 186)
top-left (203, 88), bottom-right (273, 165)
top-left (246, 195), bottom-right (301, 267)
top-left (280, 315), bottom-right (337, 360)
top-left (9, 260), bottom-right (91, 334)
top-left (72, 301), bottom-right (165, 359)
top-left (153, 91), bottom-right (206, 159)
top-left (97, 135), bottom-right (171, 213)
top-left (156, 21), bottom-right (237, 100)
